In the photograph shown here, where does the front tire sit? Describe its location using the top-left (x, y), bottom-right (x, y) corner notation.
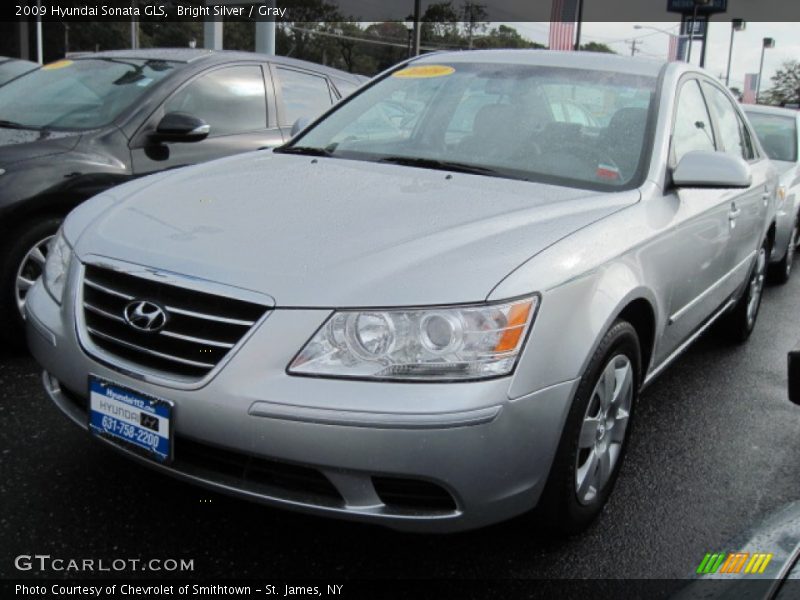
top-left (0, 217), bottom-right (61, 348)
top-left (534, 320), bottom-right (641, 535)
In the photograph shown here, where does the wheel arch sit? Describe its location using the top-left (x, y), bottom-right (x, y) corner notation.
top-left (508, 261), bottom-right (662, 399)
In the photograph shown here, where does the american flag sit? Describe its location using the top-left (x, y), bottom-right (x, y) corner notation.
top-left (668, 34), bottom-right (684, 61)
top-left (549, 0), bottom-right (579, 51)
top-left (742, 73), bottom-right (758, 104)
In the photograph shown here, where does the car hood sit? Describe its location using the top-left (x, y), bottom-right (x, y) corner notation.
top-left (74, 152), bottom-right (639, 307)
top-left (0, 127), bottom-right (81, 167)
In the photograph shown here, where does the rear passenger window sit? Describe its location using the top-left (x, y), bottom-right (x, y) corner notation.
top-left (672, 80), bottom-right (715, 164)
top-left (702, 82), bottom-right (747, 159)
top-left (276, 67), bottom-right (334, 126)
top-left (332, 77), bottom-right (359, 98)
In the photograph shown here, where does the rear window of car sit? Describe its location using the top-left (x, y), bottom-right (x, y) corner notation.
top-left (745, 111), bottom-right (798, 162)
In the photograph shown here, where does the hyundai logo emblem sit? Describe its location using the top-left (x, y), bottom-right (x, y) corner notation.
top-left (123, 300), bottom-right (168, 333)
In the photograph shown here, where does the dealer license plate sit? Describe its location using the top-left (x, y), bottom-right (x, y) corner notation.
top-left (88, 376), bottom-right (173, 463)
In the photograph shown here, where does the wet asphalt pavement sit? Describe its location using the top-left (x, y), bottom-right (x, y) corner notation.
top-left (1, 272), bottom-right (799, 582)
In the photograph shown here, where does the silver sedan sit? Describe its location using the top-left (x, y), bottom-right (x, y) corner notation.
top-left (26, 50), bottom-right (777, 533)
top-left (744, 104), bottom-right (800, 283)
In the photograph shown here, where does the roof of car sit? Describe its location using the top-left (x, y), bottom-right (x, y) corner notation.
top-left (742, 103), bottom-right (800, 118)
top-left (70, 48), bottom-right (363, 80)
top-left (413, 49), bottom-right (667, 77)
top-left (0, 56), bottom-right (38, 66)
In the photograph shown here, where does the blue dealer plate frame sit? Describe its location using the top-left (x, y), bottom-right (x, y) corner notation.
top-left (88, 375), bottom-right (174, 463)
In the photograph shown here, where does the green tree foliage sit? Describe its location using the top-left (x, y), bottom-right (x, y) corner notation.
top-left (474, 25), bottom-right (545, 49)
top-left (764, 60), bottom-right (800, 106)
top-left (579, 42), bottom-right (615, 54)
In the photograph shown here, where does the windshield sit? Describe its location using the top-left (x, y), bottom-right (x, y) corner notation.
top-left (0, 58), bottom-right (179, 130)
top-left (285, 62), bottom-right (657, 190)
top-left (0, 60), bottom-right (36, 86)
top-left (745, 111), bottom-right (798, 162)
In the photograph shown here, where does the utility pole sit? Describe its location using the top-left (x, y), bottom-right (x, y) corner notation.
top-left (573, 0), bottom-right (584, 50)
top-left (628, 39), bottom-right (641, 56)
top-left (412, 0), bottom-right (421, 56)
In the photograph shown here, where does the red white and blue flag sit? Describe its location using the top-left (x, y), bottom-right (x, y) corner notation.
top-left (667, 34), bottom-right (687, 61)
top-left (742, 73), bottom-right (758, 104)
top-left (549, 0), bottom-right (579, 51)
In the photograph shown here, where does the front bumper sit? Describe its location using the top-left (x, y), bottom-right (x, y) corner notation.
top-left (26, 275), bottom-right (577, 532)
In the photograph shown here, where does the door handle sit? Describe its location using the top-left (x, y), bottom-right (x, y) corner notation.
top-left (729, 204), bottom-right (741, 228)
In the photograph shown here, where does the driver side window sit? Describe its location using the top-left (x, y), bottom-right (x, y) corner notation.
top-left (672, 80), bottom-right (715, 165)
top-left (164, 65), bottom-right (267, 138)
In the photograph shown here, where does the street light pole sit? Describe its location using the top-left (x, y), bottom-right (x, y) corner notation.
top-left (725, 19), bottom-right (745, 87)
top-left (756, 37), bottom-right (775, 104)
top-left (412, 0), bottom-right (421, 56)
top-left (686, 4), bottom-right (699, 64)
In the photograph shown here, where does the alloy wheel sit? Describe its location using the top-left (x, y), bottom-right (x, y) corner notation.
top-left (575, 354), bottom-right (633, 505)
top-left (14, 234), bottom-right (53, 319)
top-left (746, 247), bottom-right (767, 328)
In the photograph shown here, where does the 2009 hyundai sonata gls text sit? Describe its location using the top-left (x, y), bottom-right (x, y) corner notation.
top-left (27, 51), bottom-right (777, 533)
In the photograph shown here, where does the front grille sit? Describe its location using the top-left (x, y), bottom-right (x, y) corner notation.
top-left (81, 264), bottom-right (269, 379)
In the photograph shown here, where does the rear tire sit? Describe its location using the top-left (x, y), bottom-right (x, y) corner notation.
top-left (769, 220), bottom-right (797, 285)
top-left (0, 217), bottom-right (62, 349)
top-left (718, 241), bottom-right (768, 344)
top-left (534, 320), bottom-right (641, 536)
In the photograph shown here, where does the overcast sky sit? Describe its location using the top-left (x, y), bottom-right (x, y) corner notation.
top-left (507, 21), bottom-right (798, 91)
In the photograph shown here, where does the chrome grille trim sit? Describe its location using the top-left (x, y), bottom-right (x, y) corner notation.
top-left (159, 305), bottom-right (256, 326)
top-left (77, 261), bottom-right (271, 385)
top-left (159, 330), bottom-right (236, 349)
top-left (86, 327), bottom-right (218, 369)
top-left (84, 278), bottom-right (134, 300)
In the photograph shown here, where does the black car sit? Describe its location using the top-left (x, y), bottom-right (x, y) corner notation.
top-left (0, 56), bottom-right (38, 87)
top-left (0, 48), bottom-right (364, 345)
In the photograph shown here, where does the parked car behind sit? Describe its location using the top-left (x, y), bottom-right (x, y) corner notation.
top-left (743, 105), bottom-right (800, 283)
top-left (0, 56), bottom-right (38, 86)
top-left (0, 48), bottom-right (364, 345)
top-left (26, 50), bottom-right (777, 533)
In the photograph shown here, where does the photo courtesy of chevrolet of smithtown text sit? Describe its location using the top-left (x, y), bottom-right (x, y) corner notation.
top-left (1, 1), bottom-right (800, 599)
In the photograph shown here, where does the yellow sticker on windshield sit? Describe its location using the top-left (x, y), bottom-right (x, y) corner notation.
top-left (42, 59), bottom-right (73, 70)
top-left (392, 65), bottom-right (455, 79)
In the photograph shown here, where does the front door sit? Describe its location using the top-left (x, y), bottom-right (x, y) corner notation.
top-left (131, 64), bottom-right (284, 176)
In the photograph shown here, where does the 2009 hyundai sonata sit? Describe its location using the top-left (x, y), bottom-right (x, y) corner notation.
top-left (26, 50), bottom-right (777, 533)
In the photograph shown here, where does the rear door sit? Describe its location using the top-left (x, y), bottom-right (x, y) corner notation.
top-left (130, 63), bottom-right (284, 175)
top-left (701, 79), bottom-right (772, 293)
top-left (270, 64), bottom-right (339, 136)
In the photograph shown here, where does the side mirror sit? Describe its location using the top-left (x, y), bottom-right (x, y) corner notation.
top-left (790, 344), bottom-right (800, 405)
top-left (672, 150), bottom-right (752, 188)
top-left (290, 117), bottom-right (311, 138)
top-left (151, 112), bottom-right (210, 143)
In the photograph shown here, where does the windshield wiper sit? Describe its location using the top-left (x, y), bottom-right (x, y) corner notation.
top-left (0, 119), bottom-right (37, 130)
top-left (376, 156), bottom-right (503, 177)
top-left (274, 146), bottom-right (334, 157)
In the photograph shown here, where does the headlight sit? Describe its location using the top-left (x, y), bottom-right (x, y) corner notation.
top-left (43, 230), bottom-right (72, 304)
top-left (288, 296), bottom-right (538, 381)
